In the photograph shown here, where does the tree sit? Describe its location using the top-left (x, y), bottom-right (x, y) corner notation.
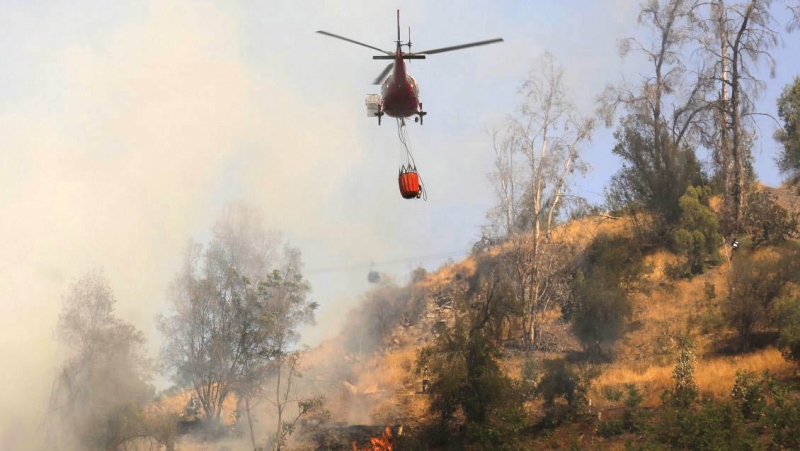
top-left (600, 0), bottom-right (710, 240)
top-left (775, 76), bottom-right (800, 181)
top-left (498, 234), bottom-right (573, 347)
top-left (254, 246), bottom-right (320, 451)
top-left (159, 245), bottom-right (250, 425)
top-left (486, 129), bottom-right (522, 239)
top-left (511, 52), bottom-right (594, 237)
top-left (486, 52), bottom-right (592, 347)
top-left (705, 0), bottom-right (780, 232)
top-left (667, 342), bottom-right (699, 407)
top-left (47, 270), bottom-right (171, 450)
top-left (789, 1), bottom-right (800, 31)
top-left (159, 204), bottom-right (283, 425)
top-left (416, 259), bottom-right (524, 433)
top-left (606, 114), bottom-right (705, 237)
top-left (160, 204), bottom-right (321, 449)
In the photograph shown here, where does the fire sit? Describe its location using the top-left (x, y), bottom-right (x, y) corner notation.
top-left (352, 425), bottom-right (392, 451)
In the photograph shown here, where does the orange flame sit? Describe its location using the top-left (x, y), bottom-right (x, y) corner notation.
top-left (352, 425), bottom-right (392, 451)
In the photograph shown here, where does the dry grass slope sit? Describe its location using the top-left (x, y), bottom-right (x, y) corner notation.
top-left (296, 187), bottom-right (800, 447)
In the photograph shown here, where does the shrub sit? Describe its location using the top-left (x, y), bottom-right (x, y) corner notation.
top-left (597, 383), bottom-right (647, 437)
top-left (743, 188), bottom-right (799, 247)
top-left (724, 251), bottom-right (796, 351)
top-left (537, 359), bottom-right (598, 426)
top-left (602, 386), bottom-right (623, 403)
top-left (537, 359), bottom-right (582, 409)
top-left (763, 376), bottom-right (800, 449)
top-left (564, 235), bottom-right (649, 357)
top-left (669, 185), bottom-right (721, 277)
top-left (417, 322), bottom-right (524, 429)
top-left (662, 343), bottom-right (698, 408)
top-left (597, 419), bottom-right (625, 437)
top-left (622, 384), bottom-right (646, 433)
top-left (731, 370), bottom-right (767, 421)
top-left (522, 354), bottom-right (538, 383)
top-left (655, 400), bottom-right (754, 450)
top-left (776, 295), bottom-right (800, 364)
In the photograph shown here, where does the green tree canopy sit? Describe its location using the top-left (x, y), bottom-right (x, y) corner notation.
top-left (776, 76), bottom-right (800, 181)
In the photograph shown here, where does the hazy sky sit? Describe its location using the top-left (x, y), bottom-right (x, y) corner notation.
top-left (0, 1), bottom-right (797, 447)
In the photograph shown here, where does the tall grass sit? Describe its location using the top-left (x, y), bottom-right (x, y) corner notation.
top-left (591, 347), bottom-right (793, 407)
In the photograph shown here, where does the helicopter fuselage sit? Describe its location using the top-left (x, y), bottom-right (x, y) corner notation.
top-left (379, 52), bottom-right (425, 121)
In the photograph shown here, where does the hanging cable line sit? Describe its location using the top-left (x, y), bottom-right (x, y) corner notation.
top-left (397, 118), bottom-right (427, 200)
top-left (305, 249), bottom-right (469, 275)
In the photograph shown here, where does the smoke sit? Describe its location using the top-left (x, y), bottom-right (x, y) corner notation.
top-left (0, 1), bottom-right (658, 448)
top-left (0, 1), bottom-right (380, 448)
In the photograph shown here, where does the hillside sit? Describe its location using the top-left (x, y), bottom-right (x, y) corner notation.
top-left (286, 184), bottom-right (800, 450)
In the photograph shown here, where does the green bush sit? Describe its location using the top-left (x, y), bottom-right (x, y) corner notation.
top-left (537, 359), bottom-right (583, 409)
top-left (537, 359), bottom-right (598, 427)
top-left (564, 235), bottom-right (649, 356)
top-left (763, 376), bottom-right (800, 449)
top-left (777, 296), bottom-right (800, 364)
top-left (662, 343), bottom-right (698, 408)
top-left (724, 251), bottom-right (797, 351)
top-left (731, 370), bottom-right (767, 421)
top-left (597, 383), bottom-right (647, 437)
top-left (522, 354), bottom-right (538, 383)
top-left (669, 185), bottom-right (721, 277)
top-left (417, 322), bottom-right (525, 429)
top-left (602, 385), bottom-right (623, 403)
top-left (743, 188), bottom-right (799, 247)
top-left (622, 384), bottom-right (646, 433)
top-left (597, 419), bottom-right (625, 437)
top-left (655, 400), bottom-right (755, 450)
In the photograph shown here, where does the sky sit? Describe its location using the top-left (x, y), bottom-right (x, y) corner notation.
top-left (0, 1), bottom-right (798, 447)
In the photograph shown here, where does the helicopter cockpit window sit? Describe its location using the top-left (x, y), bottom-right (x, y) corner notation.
top-left (407, 76), bottom-right (419, 96)
top-left (381, 76), bottom-right (393, 97)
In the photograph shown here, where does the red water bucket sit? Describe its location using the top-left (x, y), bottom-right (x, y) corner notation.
top-left (398, 170), bottom-right (421, 199)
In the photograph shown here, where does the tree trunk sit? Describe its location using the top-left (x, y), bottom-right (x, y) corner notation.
top-left (716, 0), bottom-right (735, 232)
top-left (533, 134), bottom-right (548, 243)
top-left (728, 0), bottom-right (757, 232)
top-left (275, 361), bottom-right (283, 451)
top-left (509, 149), bottom-right (515, 235)
top-left (245, 396), bottom-right (257, 451)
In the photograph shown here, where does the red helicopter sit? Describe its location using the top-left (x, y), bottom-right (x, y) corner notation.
top-left (317, 11), bottom-right (503, 125)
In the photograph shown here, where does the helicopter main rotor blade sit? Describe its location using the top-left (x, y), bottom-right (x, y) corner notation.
top-left (373, 63), bottom-right (394, 85)
top-left (316, 30), bottom-right (393, 55)
top-left (411, 38), bottom-right (504, 55)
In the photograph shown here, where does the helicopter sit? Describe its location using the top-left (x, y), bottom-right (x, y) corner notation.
top-left (317, 10), bottom-right (503, 125)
